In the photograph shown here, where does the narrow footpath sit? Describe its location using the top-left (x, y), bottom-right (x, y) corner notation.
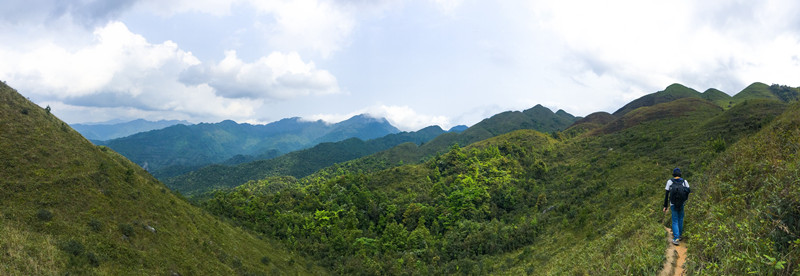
top-left (659, 227), bottom-right (687, 276)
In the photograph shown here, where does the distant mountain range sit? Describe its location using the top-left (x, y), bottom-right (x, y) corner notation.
top-left (166, 104), bottom-right (580, 196)
top-left (71, 119), bottom-right (190, 141)
top-left (165, 125), bottom-right (452, 196)
top-left (99, 114), bottom-right (401, 173)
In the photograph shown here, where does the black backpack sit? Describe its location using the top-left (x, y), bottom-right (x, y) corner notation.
top-left (669, 178), bottom-right (690, 211)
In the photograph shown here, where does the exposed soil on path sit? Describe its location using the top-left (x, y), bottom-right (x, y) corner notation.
top-left (660, 227), bottom-right (687, 276)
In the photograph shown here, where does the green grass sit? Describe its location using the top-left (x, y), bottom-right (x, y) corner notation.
top-left (687, 101), bottom-right (800, 275)
top-left (0, 82), bottom-right (326, 275)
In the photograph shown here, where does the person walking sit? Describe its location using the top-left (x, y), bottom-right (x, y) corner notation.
top-left (663, 168), bottom-right (690, 245)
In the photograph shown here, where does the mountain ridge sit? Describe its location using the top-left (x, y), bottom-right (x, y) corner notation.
top-left (101, 113), bottom-right (402, 173)
top-left (0, 82), bottom-right (324, 274)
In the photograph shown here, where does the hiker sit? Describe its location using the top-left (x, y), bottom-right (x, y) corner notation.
top-left (662, 168), bottom-right (690, 245)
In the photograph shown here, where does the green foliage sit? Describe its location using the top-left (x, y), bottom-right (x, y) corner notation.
top-left (687, 102), bottom-right (800, 275)
top-left (200, 88), bottom-right (800, 274)
top-left (36, 209), bottom-right (53, 222)
top-left (118, 223), bottom-right (135, 237)
top-left (202, 136), bottom-right (554, 274)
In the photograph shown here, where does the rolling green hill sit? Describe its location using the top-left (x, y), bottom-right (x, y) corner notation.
top-left (613, 82), bottom-right (799, 117)
top-left (0, 82), bottom-right (325, 275)
top-left (198, 82), bottom-right (800, 274)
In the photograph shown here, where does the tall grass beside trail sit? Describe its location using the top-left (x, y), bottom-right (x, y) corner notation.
top-left (688, 103), bottom-right (800, 275)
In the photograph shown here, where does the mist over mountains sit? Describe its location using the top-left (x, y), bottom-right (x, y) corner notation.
top-left (72, 119), bottom-right (190, 141)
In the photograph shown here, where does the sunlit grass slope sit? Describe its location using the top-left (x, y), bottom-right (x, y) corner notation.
top-left (0, 82), bottom-right (325, 275)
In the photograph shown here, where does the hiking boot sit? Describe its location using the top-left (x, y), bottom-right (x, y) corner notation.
top-left (672, 239), bottom-right (679, 246)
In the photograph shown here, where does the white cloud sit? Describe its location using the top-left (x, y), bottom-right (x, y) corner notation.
top-left (249, 0), bottom-right (356, 57)
top-left (528, 0), bottom-right (800, 97)
top-left (431, 0), bottom-right (464, 14)
top-left (181, 50), bottom-right (340, 100)
top-left (0, 21), bottom-right (321, 124)
top-left (306, 104), bottom-right (451, 131)
top-left (1, 21), bottom-right (200, 98)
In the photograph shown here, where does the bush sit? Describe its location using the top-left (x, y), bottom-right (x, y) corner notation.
top-left (36, 209), bottom-right (53, 221)
top-left (119, 223), bottom-right (135, 237)
top-left (60, 239), bottom-right (85, 256)
top-left (87, 251), bottom-right (100, 267)
top-left (88, 219), bottom-right (102, 232)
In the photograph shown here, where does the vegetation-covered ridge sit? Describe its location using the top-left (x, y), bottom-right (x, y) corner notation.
top-left (168, 104), bottom-right (578, 198)
top-left (0, 82), bottom-right (325, 275)
top-left (200, 81), bottom-right (800, 275)
top-left (165, 126), bottom-right (448, 197)
top-left (613, 82), bottom-right (799, 116)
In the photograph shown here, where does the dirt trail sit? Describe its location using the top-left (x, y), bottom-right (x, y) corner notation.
top-left (660, 227), bottom-right (687, 276)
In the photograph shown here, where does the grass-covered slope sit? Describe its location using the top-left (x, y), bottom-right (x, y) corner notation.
top-left (688, 101), bottom-right (800, 274)
top-left (613, 83), bottom-right (704, 116)
top-left (613, 82), bottom-right (799, 117)
top-left (0, 82), bottom-right (324, 275)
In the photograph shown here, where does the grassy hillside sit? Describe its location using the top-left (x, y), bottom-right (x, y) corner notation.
top-left (199, 90), bottom-right (796, 274)
top-left (688, 101), bottom-right (800, 274)
top-left (0, 82), bottom-right (325, 275)
top-left (613, 83), bottom-right (702, 116)
top-left (614, 82), bottom-right (798, 117)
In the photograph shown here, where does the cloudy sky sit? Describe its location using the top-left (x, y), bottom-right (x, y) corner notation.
top-left (2, 0), bottom-right (799, 131)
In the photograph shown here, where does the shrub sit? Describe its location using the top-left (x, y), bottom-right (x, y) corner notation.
top-left (36, 209), bottom-right (53, 221)
top-left (88, 219), bottom-right (102, 232)
top-left (87, 251), bottom-right (100, 267)
top-left (60, 239), bottom-right (84, 256)
top-left (119, 223), bottom-right (135, 237)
